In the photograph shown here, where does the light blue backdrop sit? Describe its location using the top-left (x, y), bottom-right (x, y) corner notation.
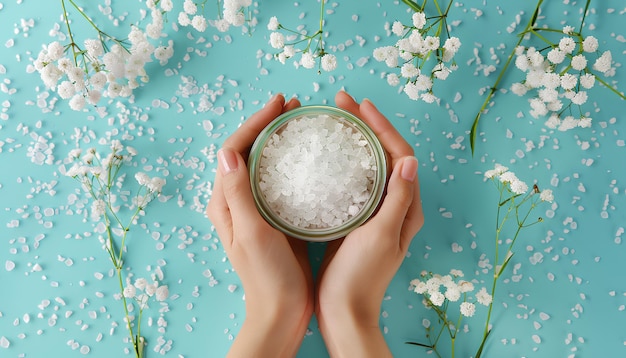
top-left (1, 1), bottom-right (625, 357)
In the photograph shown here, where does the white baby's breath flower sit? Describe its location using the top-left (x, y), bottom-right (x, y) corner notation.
top-left (429, 291), bottom-right (445, 306)
top-left (145, 282), bottom-right (157, 296)
top-left (578, 116), bottom-right (592, 128)
top-left (392, 21), bottom-right (404, 36)
top-left (558, 37), bottom-right (576, 54)
top-left (444, 286), bottom-right (461, 302)
top-left (450, 269), bottom-right (464, 277)
top-left (545, 114), bottom-right (561, 129)
top-left (269, 32), bottom-right (285, 49)
top-left (155, 285), bottom-right (169, 301)
top-left (403, 83), bottom-right (420, 100)
top-left (178, 12), bottom-right (191, 26)
top-left (499, 171), bottom-right (518, 184)
top-left (423, 36), bottom-right (440, 51)
top-left (560, 73), bottom-right (578, 90)
top-left (582, 36), bottom-right (599, 53)
top-left (267, 16), bottom-right (280, 31)
top-left (571, 91), bottom-right (588, 105)
top-left (57, 81), bottom-right (76, 99)
top-left (84, 39), bottom-right (104, 58)
top-left (460, 302), bottom-right (476, 317)
top-left (47, 41), bottom-right (65, 61)
top-left (134, 278), bottom-right (148, 290)
top-left (191, 15), bottom-right (208, 32)
top-left (123, 285), bottom-right (137, 299)
top-left (420, 92), bottom-right (438, 104)
top-left (148, 177), bottom-right (166, 193)
top-left (300, 52), bottom-right (316, 69)
top-left (571, 54), bottom-right (588, 71)
top-left (412, 12), bottom-right (426, 29)
top-left (547, 48), bottom-right (565, 65)
top-left (458, 281), bottom-right (474, 293)
top-left (413, 281), bottom-right (428, 294)
top-left (91, 199), bottom-right (106, 221)
top-left (540, 189), bottom-right (554, 203)
top-left (562, 25), bottom-right (575, 35)
top-left (510, 82), bottom-right (528, 96)
top-left (475, 287), bottom-right (493, 306)
top-left (579, 73), bottom-right (595, 89)
top-left (510, 179), bottom-right (528, 195)
top-left (69, 94), bottom-right (86, 111)
top-left (321, 54), bottom-right (337, 72)
top-left (559, 115), bottom-right (578, 131)
top-left (135, 172), bottom-right (150, 186)
top-left (183, 0), bottom-right (197, 15)
top-left (400, 63), bottom-right (419, 78)
top-left (386, 73), bottom-right (400, 86)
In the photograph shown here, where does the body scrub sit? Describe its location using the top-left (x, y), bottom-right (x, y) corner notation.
top-left (248, 105), bottom-right (387, 241)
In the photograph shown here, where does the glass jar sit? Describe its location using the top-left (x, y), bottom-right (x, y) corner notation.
top-left (248, 105), bottom-right (388, 242)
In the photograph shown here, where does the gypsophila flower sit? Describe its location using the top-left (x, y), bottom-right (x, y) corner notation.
top-left (558, 37), bottom-right (576, 54)
top-left (91, 199), bottom-right (106, 219)
top-left (392, 21), bottom-right (404, 36)
top-left (387, 73), bottom-right (400, 86)
top-left (540, 189), bottom-right (554, 203)
top-left (270, 32), bottom-right (285, 49)
top-left (475, 287), bottom-right (493, 306)
top-left (123, 285), bottom-right (137, 299)
top-left (155, 285), bottom-right (169, 301)
top-left (430, 291), bottom-right (445, 306)
top-left (267, 16), bottom-right (280, 31)
top-left (510, 179), bottom-right (529, 195)
top-left (460, 302), bottom-right (476, 317)
top-left (300, 52), bottom-right (316, 69)
top-left (593, 50), bottom-right (612, 74)
top-left (547, 48), bottom-right (565, 64)
top-left (321, 54), bottom-right (337, 72)
top-left (571, 54), bottom-right (588, 71)
top-left (582, 36), bottom-right (599, 52)
top-left (191, 15), bottom-right (208, 32)
top-left (562, 25), bottom-right (575, 35)
top-left (412, 12), bottom-right (426, 29)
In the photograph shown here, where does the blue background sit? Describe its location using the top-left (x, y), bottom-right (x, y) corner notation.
top-left (1, 0), bottom-right (625, 357)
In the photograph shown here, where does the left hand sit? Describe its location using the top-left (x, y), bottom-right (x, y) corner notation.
top-left (206, 94), bottom-right (313, 358)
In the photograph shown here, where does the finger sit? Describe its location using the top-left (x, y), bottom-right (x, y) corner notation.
top-left (283, 97), bottom-right (301, 112)
top-left (400, 165), bottom-right (424, 251)
top-left (206, 169), bottom-right (234, 248)
top-left (223, 93), bottom-right (286, 154)
top-left (369, 156), bottom-right (418, 247)
top-left (217, 147), bottom-right (264, 234)
top-left (359, 98), bottom-right (413, 161)
top-left (335, 90), bottom-right (361, 118)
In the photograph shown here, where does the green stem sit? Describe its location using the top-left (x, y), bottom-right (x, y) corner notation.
top-left (470, 0), bottom-right (544, 154)
top-left (593, 73), bottom-right (626, 100)
top-left (117, 266), bottom-right (140, 357)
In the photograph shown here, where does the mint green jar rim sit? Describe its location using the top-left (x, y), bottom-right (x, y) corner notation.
top-left (248, 105), bottom-right (388, 242)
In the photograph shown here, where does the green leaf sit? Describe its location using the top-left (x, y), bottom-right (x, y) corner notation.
top-left (401, 0), bottom-right (423, 12)
top-left (406, 341), bottom-right (434, 349)
top-left (475, 328), bottom-right (492, 358)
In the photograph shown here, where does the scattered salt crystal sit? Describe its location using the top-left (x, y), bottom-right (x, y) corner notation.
top-left (0, 336), bottom-right (10, 348)
top-left (5, 260), bottom-right (15, 271)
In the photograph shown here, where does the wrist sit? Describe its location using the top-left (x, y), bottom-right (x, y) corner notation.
top-left (318, 304), bottom-right (391, 358)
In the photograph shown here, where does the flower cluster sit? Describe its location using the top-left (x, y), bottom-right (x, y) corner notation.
top-left (511, 25), bottom-right (615, 131)
top-left (32, 0), bottom-right (174, 111)
top-left (409, 163), bottom-right (554, 357)
top-left (410, 270), bottom-right (492, 318)
top-left (123, 277), bottom-right (169, 307)
top-left (374, 5), bottom-right (461, 103)
top-left (484, 163), bottom-right (553, 202)
top-left (64, 140), bottom-right (166, 358)
top-left (177, 0), bottom-right (254, 33)
top-left (266, 0), bottom-right (337, 72)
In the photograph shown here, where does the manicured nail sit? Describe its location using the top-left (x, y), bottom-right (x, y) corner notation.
top-left (218, 148), bottom-right (238, 175)
top-left (401, 156), bottom-right (418, 182)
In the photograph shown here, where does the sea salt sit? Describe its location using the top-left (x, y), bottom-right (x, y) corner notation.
top-left (258, 114), bottom-right (376, 229)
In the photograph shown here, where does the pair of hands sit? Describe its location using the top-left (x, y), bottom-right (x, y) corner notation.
top-left (206, 91), bottom-right (424, 358)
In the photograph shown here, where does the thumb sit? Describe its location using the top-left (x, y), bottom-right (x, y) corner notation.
top-left (370, 156), bottom-right (418, 236)
top-left (217, 148), bottom-right (262, 228)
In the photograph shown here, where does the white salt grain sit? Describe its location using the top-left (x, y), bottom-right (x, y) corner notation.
top-left (258, 114), bottom-right (376, 229)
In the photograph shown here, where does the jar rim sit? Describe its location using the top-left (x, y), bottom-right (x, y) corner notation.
top-left (248, 105), bottom-right (388, 242)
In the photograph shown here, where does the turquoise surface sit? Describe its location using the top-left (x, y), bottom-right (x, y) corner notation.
top-left (1, 1), bottom-right (625, 357)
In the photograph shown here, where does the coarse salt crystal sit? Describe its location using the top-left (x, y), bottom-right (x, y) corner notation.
top-left (257, 114), bottom-right (376, 230)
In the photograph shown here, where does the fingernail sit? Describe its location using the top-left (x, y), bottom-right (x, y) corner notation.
top-left (401, 156), bottom-right (418, 182)
top-left (218, 148), bottom-right (238, 175)
top-left (269, 93), bottom-right (282, 104)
